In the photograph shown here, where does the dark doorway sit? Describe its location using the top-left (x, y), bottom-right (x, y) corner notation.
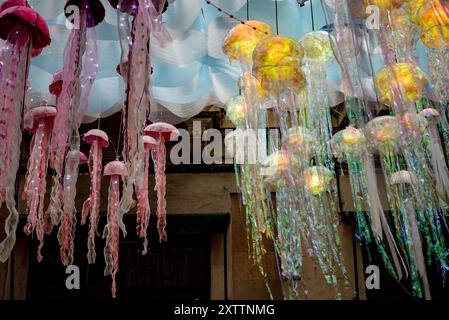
top-left (26, 213), bottom-right (229, 300)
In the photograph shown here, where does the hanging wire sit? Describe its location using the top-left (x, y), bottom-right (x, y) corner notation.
top-left (246, 0), bottom-right (249, 20)
top-left (310, 0), bottom-right (315, 31)
top-left (274, 0), bottom-right (279, 35)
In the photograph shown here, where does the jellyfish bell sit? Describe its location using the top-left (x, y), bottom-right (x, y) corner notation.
top-left (374, 63), bottom-right (428, 106)
top-left (282, 126), bottom-right (315, 160)
top-left (260, 150), bottom-right (292, 190)
top-left (365, 116), bottom-right (401, 151)
top-left (298, 31), bottom-right (335, 63)
top-left (390, 170), bottom-right (419, 185)
top-left (303, 166), bottom-right (334, 195)
top-left (64, 0), bottom-right (106, 27)
top-left (331, 126), bottom-right (366, 159)
top-left (0, 0), bottom-right (51, 53)
top-left (83, 129), bottom-right (110, 148)
top-left (223, 20), bottom-right (272, 64)
top-left (252, 35), bottom-right (307, 93)
top-left (417, 0), bottom-right (449, 48)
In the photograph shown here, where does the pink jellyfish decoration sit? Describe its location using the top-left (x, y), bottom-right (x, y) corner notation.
top-left (0, 0), bottom-right (51, 262)
top-left (23, 106), bottom-right (57, 262)
top-left (135, 135), bottom-right (157, 254)
top-left (144, 123), bottom-right (179, 242)
top-left (103, 160), bottom-right (127, 298)
top-left (47, 0), bottom-right (102, 229)
top-left (81, 129), bottom-right (109, 264)
top-left (58, 150), bottom-right (86, 266)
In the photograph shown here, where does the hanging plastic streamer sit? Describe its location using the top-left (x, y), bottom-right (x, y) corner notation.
top-left (223, 21), bottom-right (274, 290)
top-left (102, 160), bottom-right (127, 298)
top-left (0, 0), bottom-right (51, 262)
top-left (109, 0), bottom-right (170, 241)
top-left (136, 135), bottom-right (157, 254)
top-left (144, 123), bottom-right (179, 242)
top-left (81, 129), bottom-right (109, 264)
top-left (55, 0), bottom-right (102, 266)
top-left (23, 106), bottom-right (57, 262)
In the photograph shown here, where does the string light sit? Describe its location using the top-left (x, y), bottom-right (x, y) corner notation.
top-left (204, 0), bottom-right (269, 35)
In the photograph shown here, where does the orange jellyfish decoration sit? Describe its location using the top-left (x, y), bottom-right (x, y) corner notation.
top-left (252, 35), bottom-right (306, 93)
top-left (417, 0), bottom-right (449, 48)
top-left (81, 129), bottom-right (109, 264)
top-left (0, 0), bottom-right (51, 262)
top-left (222, 20), bottom-right (272, 64)
top-left (23, 106), bottom-right (57, 262)
top-left (144, 123), bottom-right (180, 242)
top-left (374, 62), bottom-right (428, 106)
top-left (136, 135), bottom-right (158, 254)
top-left (103, 160), bottom-right (127, 298)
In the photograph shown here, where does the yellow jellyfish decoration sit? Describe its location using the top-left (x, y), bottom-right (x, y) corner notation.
top-left (332, 126), bottom-right (366, 158)
top-left (222, 20), bottom-right (272, 64)
top-left (365, 116), bottom-right (401, 150)
top-left (252, 35), bottom-right (306, 93)
top-left (405, 0), bottom-right (426, 22)
top-left (374, 62), bottom-right (428, 105)
top-left (417, 0), bottom-right (449, 48)
top-left (304, 166), bottom-right (334, 195)
top-left (298, 31), bottom-right (335, 63)
top-left (225, 95), bottom-right (247, 128)
top-left (283, 126), bottom-right (315, 160)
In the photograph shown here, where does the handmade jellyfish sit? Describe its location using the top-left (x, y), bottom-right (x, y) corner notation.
top-left (374, 62), bottom-right (428, 108)
top-left (223, 20), bottom-right (272, 66)
top-left (144, 123), bottom-right (179, 242)
top-left (0, 0), bottom-right (51, 262)
top-left (48, 0), bottom-right (103, 229)
top-left (416, 0), bottom-right (449, 49)
top-left (252, 35), bottom-right (306, 94)
top-left (332, 126), bottom-right (404, 279)
top-left (420, 108), bottom-right (449, 205)
top-left (81, 129), bottom-right (109, 264)
top-left (22, 106), bottom-right (57, 261)
top-left (298, 31), bottom-right (335, 153)
top-left (135, 135), bottom-right (158, 254)
top-left (103, 160), bottom-right (127, 298)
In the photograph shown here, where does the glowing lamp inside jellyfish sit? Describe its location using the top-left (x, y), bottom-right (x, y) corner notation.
top-left (417, 0), bottom-right (449, 48)
top-left (252, 35), bottom-right (306, 93)
top-left (365, 116), bottom-right (401, 150)
top-left (298, 31), bottom-right (335, 62)
top-left (283, 126), bottom-right (315, 160)
top-left (261, 150), bottom-right (291, 189)
top-left (226, 95), bottom-right (248, 128)
top-left (332, 126), bottom-right (366, 158)
top-left (222, 20), bottom-right (272, 64)
top-left (374, 63), bottom-right (428, 105)
top-left (303, 166), bottom-right (333, 195)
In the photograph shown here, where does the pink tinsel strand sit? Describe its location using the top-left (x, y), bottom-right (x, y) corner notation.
top-left (136, 142), bottom-right (151, 254)
top-left (104, 175), bottom-right (121, 298)
top-left (0, 24), bottom-right (31, 262)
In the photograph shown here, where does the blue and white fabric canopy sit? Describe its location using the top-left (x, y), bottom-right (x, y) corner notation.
top-left (24, 0), bottom-right (431, 123)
